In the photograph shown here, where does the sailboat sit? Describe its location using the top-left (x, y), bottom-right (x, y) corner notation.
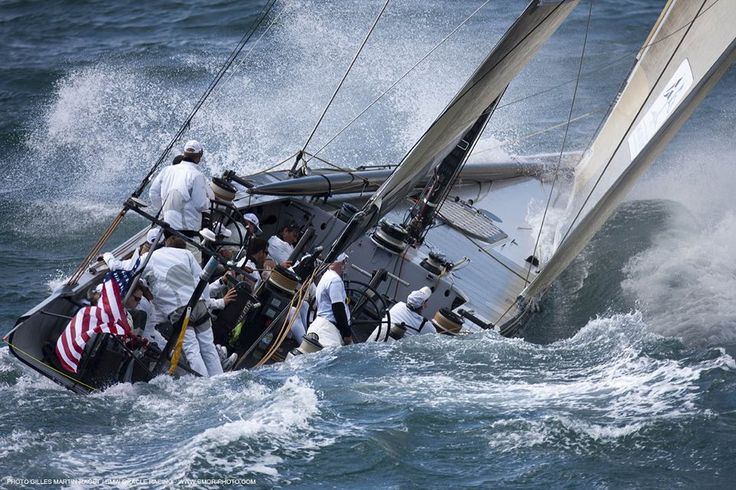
top-left (4, 0), bottom-right (736, 394)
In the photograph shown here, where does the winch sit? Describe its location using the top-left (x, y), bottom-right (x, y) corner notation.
top-left (370, 220), bottom-right (409, 254)
top-left (431, 308), bottom-right (463, 335)
top-left (420, 252), bottom-right (454, 275)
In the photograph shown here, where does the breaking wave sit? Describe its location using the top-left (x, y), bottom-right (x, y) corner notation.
top-left (621, 101), bottom-right (736, 348)
top-left (5, 307), bottom-right (734, 486)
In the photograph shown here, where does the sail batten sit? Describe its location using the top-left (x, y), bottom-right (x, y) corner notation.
top-left (520, 0), bottom-right (736, 304)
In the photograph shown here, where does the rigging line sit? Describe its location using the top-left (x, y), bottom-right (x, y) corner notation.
top-left (304, 0), bottom-right (493, 165)
top-left (495, 57), bottom-right (632, 111)
top-left (462, 233), bottom-right (528, 283)
top-left (524, 0), bottom-right (594, 286)
top-left (569, 1), bottom-right (722, 173)
top-left (300, 0), bottom-right (391, 157)
top-left (374, 3), bottom-right (571, 194)
top-left (470, 106), bottom-right (605, 157)
top-left (301, 151), bottom-right (346, 171)
top-left (133, 0), bottom-right (279, 198)
top-left (577, 61), bottom-right (635, 170)
top-left (555, 0), bottom-right (709, 251)
top-left (67, 210), bottom-right (127, 286)
top-left (490, 0), bottom-right (723, 118)
top-left (2, 338), bottom-right (98, 392)
top-left (248, 150), bottom-right (301, 177)
top-left (196, 1), bottom-right (288, 122)
top-left (492, 291), bottom-right (523, 331)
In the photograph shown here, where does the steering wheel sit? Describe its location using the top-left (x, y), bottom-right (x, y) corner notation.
top-left (344, 280), bottom-right (392, 343)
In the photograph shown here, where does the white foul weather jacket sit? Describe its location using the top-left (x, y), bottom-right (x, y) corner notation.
top-left (139, 247), bottom-right (224, 323)
top-left (149, 160), bottom-right (212, 231)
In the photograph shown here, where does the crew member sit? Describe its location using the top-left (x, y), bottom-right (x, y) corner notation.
top-left (306, 253), bottom-right (352, 347)
top-left (149, 139), bottom-right (212, 262)
top-left (140, 235), bottom-right (236, 377)
top-left (243, 213), bottom-right (262, 236)
top-left (242, 237), bottom-right (270, 289)
top-left (366, 287), bottom-right (433, 342)
top-left (268, 221), bottom-right (299, 267)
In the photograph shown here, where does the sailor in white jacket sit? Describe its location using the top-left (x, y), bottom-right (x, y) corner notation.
top-left (267, 221), bottom-right (299, 267)
top-left (366, 286), bottom-right (433, 342)
top-left (306, 253), bottom-right (352, 347)
top-left (140, 236), bottom-right (235, 376)
top-left (149, 139), bottom-right (213, 262)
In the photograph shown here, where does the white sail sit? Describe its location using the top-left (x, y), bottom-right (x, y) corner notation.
top-left (520, 0), bottom-right (736, 304)
top-left (369, 0), bottom-right (579, 216)
top-left (326, 0), bottom-right (579, 259)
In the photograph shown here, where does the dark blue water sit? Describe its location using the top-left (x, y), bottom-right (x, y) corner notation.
top-left (2, 1), bottom-right (736, 488)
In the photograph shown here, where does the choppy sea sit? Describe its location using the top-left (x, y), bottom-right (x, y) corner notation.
top-left (1, 1), bottom-right (735, 488)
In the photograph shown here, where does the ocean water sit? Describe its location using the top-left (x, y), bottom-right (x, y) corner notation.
top-left (1, 1), bottom-right (735, 488)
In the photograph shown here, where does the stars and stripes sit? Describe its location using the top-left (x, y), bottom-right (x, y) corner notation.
top-left (55, 260), bottom-right (140, 374)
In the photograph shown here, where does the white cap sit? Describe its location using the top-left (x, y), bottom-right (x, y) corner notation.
top-left (146, 227), bottom-right (162, 244)
top-left (94, 284), bottom-right (103, 294)
top-left (335, 252), bottom-right (349, 264)
top-left (407, 286), bottom-right (432, 308)
top-left (183, 139), bottom-right (203, 155)
top-left (243, 213), bottom-right (262, 233)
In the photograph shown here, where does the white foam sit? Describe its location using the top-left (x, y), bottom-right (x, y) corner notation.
top-left (45, 270), bottom-right (70, 292)
top-left (622, 212), bottom-right (736, 346)
top-left (0, 428), bottom-right (66, 469)
top-left (51, 375), bottom-right (326, 483)
top-left (525, 198), bottom-right (569, 263)
top-left (349, 313), bottom-right (734, 454)
top-left (622, 159), bottom-right (736, 346)
top-left (607, 77), bottom-right (736, 347)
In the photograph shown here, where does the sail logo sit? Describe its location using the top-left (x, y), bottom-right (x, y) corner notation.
top-left (628, 58), bottom-right (694, 160)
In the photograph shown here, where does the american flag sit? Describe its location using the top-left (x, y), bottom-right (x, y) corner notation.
top-left (56, 260), bottom-right (140, 374)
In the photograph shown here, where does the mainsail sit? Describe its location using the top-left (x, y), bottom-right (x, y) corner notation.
top-left (325, 0), bottom-right (579, 260)
top-left (520, 0), bottom-right (736, 305)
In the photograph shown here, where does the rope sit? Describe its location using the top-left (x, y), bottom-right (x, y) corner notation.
top-left (255, 262), bottom-right (328, 366)
top-left (2, 338), bottom-right (98, 392)
top-left (304, 0), bottom-right (493, 166)
top-left (196, 1), bottom-right (288, 119)
top-left (66, 209), bottom-right (126, 286)
top-left (524, 0), bottom-right (594, 285)
top-left (470, 107), bottom-right (605, 157)
top-left (461, 233), bottom-right (528, 283)
top-left (248, 150), bottom-right (301, 178)
top-left (300, 0), bottom-right (391, 157)
top-left (133, 0), bottom-right (280, 199)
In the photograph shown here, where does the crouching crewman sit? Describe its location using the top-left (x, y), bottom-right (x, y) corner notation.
top-left (366, 286), bottom-right (433, 342)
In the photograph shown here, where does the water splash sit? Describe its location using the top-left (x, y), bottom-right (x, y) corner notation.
top-left (622, 106), bottom-right (736, 347)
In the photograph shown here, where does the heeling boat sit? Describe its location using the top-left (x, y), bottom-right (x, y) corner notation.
top-left (4, 0), bottom-right (735, 394)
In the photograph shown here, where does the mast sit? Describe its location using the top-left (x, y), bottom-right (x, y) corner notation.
top-left (324, 0), bottom-right (580, 262)
top-left (403, 97), bottom-right (498, 245)
top-left (520, 0), bottom-right (736, 304)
